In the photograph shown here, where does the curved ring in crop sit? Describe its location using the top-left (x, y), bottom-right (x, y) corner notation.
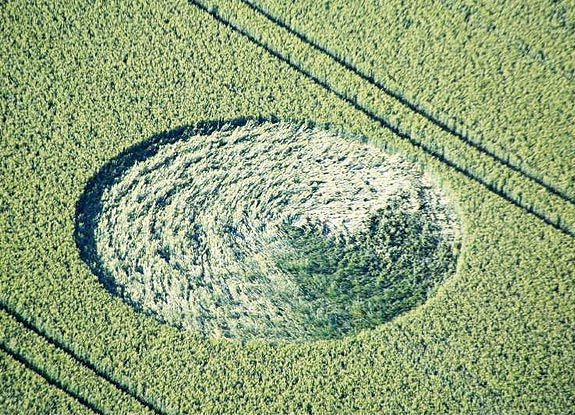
top-left (76, 119), bottom-right (461, 341)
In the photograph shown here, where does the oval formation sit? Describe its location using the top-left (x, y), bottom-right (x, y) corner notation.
top-left (76, 120), bottom-right (460, 340)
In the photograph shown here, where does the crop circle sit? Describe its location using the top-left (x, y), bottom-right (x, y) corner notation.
top-left (76, 120), bottom-right (460, 341)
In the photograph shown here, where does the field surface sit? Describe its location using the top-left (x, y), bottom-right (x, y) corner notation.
top-left (1, 0), bottom-right (574, 414)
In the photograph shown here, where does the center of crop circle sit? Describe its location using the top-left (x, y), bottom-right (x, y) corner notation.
top-left (76, 120), bottom-right (460, 341)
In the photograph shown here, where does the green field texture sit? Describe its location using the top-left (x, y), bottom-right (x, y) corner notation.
top-left (1, 0), bottom-right (575, 414)
top-left (459, 0), bottom-right (575, 79)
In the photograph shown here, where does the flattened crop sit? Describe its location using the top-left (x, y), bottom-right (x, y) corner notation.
top-left (76, 120), bottom-right (461, 340)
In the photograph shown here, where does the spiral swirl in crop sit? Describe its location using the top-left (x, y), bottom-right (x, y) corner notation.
top-left (77, 120), bottom-right (460, 340)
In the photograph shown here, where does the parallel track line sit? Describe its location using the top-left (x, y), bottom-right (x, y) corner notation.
top-left (0, 302), bottom-right (169, 415)
top-left (0, 345), bottom-right (105, 415)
